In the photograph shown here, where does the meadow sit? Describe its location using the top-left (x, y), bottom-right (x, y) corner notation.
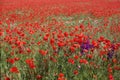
top-left (0, 0), bottom-right (120, 80)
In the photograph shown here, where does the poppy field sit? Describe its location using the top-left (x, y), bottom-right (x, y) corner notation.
top-left (0, 0), bottom-right (120, 80)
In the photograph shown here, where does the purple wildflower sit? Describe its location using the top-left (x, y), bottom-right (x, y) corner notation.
top-left (80, 39), bottom-right (93, 54)
top-left (107, 45), bottom-right (115, 59)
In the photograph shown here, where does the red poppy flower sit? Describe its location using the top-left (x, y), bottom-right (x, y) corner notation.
top-left (68, 58), bottom-right (74, 65)
top-left (39, 50), bottom-right (48, 56)
top-left (36, 75), bottom-right (42, 80)
top-left (79, 59), bottom-right (88, 64)
top-left (73, 70), bottom-right (79, 75)
top-left (25, 58), bottom-right (36, 69)
top-left (70, 46), bottom-right (75, 52)
top-left (37, 41), bottom-right (41, 45)
top-left (114, 66), bottom-right (120, 70)
top-left (86, 54), bottom-right (93, 59)
top-left (43, 36), bottom-right (48, 41)
top-left (74, 55), bottom-right (79, 60)
top-left (64, 32), bottom-right (68, 37)
top-left (50, 38), bottom-right (55, 44)
top-left (14, 57), bottom-right (20, 61)
top-left (109, 74), bottom-right (114, 80)
top-left (7, 58), bottom-right (15, 64)
top-left (58, 77), bottom-right (65, 80)
top-left (4, 77), bottom-right (10, 80)
top-left (26, 48), bottom-right (32, 53)
top-left (108, 67), bottom-right (113, 73)
top-left (59, 73), bottom-right (64, 78)
top-left (112, 58), bottom-right (117, 63)
top-left (10, 66), bottom-right (19, 73)
top-left (57, 41), bottom-right (65, 47)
